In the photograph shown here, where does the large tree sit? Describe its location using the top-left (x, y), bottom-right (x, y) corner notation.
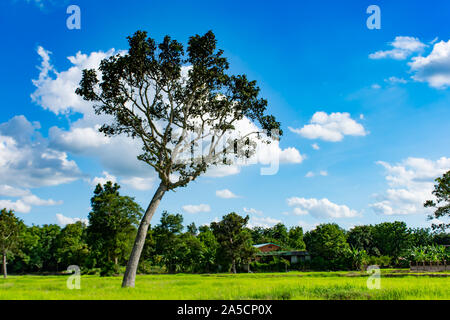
top-left (424, 170), bottom-right (450, 231)
top-left (76, 30), bottom-right (281, 287)
top-left (0, 209), bottom-right (23, 278)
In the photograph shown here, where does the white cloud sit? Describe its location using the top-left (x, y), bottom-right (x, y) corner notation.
top-left (289, 111), bottom-right (367, 142)
top-left (385, 76), bottom-right (408, 84)
top-left (216, 189), bottom-right (239, 199)
top-left (0, 185), bottom-right (30, 198)
top-left (297, 220), bottom-right (319, 232)
top-left (56, 213), bottom-right (88, 226)
top-left (243, 207), bottom-right (263, 215)
top-left (370, 157), bottom-right (450, 215)
top-left (311, 143), bottom-right (320, 150)
top-left (182, 204), bottom-right (211, 214)
top-left (293, 207), bottom-right (308, 216)
top-left (21, 194), bottom-right (62, 206)
top-left (31, 47), bottom-right (118, 115)
top-left (409, 40), bottom-right (450, 89)
top-left (369, 36), bottom-right (426, 60)
top-left (0, 199), bottom-right (31, 214)
top-left (371, 84), bottom-right (381, 89)
top-left (305, 170), bottom-right (328, 178)
top-left (248, 216), bottom-right (281, 228)
top-left (0, 192), bottom-right (62, 214)
top-left (287, 197), bottom-right (359, 218)
top-left (0, 116), bottom-right (81, 189)
top-left (90, 171), bottom-right (117, 186)
top-left (122, 177), bottom-right (155, 191)
top-left (305, 171), bottom-right (314, 178)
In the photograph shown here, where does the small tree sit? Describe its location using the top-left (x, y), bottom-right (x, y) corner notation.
top-left (424, 170), bottom-right (450, 231)
top-left (287, 226), bottom-right (306, 250)
top-left (304, 223), bottom-right (350, 270)
top-left (0, 209), bottom-right (23, 278)
top-left (87, 181), bottom-right (143, 269)
top-left (211, 212), bottom-right (255, 273)
top-left (76, 30), bottom-right (281, 287)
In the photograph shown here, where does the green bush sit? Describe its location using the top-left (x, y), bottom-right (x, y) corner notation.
top-left (250, 257), bottom-right (290, 272)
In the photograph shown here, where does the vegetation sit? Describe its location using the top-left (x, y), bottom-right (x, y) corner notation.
top-left (76, 29), bottom-right (282, 287)
top-left (3, 182), bottom-right (449, 277)
top-left (424, 170), bottom-right (450, 231)
top-left (0, 209), bottom-right (24, 278)
top-left (1, 272), bottom-right (448, 300)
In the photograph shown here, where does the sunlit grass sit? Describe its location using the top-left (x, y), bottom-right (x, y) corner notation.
top-left (0, 271), bottom-right (448, 300)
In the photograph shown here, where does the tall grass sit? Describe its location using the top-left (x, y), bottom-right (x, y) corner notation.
top-left (0, 272), bottom-right (448, 300)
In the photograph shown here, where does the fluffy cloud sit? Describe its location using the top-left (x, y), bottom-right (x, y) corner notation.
top-left (56, 213), bottom-right (88, 226)
top-left (243, 207), bottom-right (263, 215)
top-left (369, 36), bottom-right (426, 60)
top-left (31, 47), bottom-right (118, 115)
top-left (182, 204), bottom-right (211, 214)
top-left (248, 216), bottom-right (281, 228)
top-left (370, 157), bottom-right (450, 215)
top-left (385, 76), bottom-right (408, 84)
top-left (311, 143), bottom-right (320, 150)
top-left (305, 170), bottom-right (327, 178)
top-left (0, 116), bottom-right (82, 189)
top-left (409, 40), bottom-right (450, 89)
top-left (216, 189), bottom-right (239, 199)
top-left (297, 220), bottom-right (319, 232)
top-left (121, 177), bottom-right (155, 191)
top-left (370, 37), bottom-right (450, 89)
top-left (287, 197), bottom-right (359, 218)
top-left (90, 171), bottom-right (117, 186)
top-left (31, 47), bottom-right (161, 186)
top-left (0, 187), bottom-right (62, 213)
top-left (289, 112), bottom-right (367, 142)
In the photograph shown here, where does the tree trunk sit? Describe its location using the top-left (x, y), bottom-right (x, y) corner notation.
top-left (122, 183), bottom-right (167, 288)
top-left (232, 258), bottom-right (236, 274)
top-left (2, 251), bottom-right (6, 279)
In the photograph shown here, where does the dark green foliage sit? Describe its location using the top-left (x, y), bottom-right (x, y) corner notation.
top-left (372, 221), bottom-right (411, 259)
top-left (197, 226), bottom-right (220, 273)
top-left (347, 225), bottom-right (379, 256)
top-left (55, 221), bottom-right (89, 269)
top-left (424, 170), bottom-right (450, 231)
top-left (250, 256), bottom-right (290, 273)
top-left (86, 181), bottom-right (143, 270)
top-left (304, 223), bottom-right (350, 270)
top-left (287, 226), bottom-right (306, 250)
top-left (409, 227), bottom-right (434, 247)
top-left (0, 209), bottom-right (24, 277)
top-left (211, 212), bottom-right (257, 273)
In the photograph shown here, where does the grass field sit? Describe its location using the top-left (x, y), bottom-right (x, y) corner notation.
top-left (1, 270), bottom-right (449, 300)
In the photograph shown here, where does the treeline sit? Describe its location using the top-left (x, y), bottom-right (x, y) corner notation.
top-left (1, 181), bottom-right (449, 277)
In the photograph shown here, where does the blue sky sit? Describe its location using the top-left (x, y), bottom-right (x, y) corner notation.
top-left (0, 0), bottom-right (449, 231)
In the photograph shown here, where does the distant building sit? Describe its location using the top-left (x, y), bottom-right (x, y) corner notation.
top-left (253, 243), bottom-right (281, 253)
top-left (253, 243), bottom-right (310, 264)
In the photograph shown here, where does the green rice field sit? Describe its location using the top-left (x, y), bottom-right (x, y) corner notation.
top-left (1, 270), bottom-right (449, 300)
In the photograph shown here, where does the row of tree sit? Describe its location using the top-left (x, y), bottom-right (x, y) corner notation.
top-left (1, 181), bottom-right (448, 277)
